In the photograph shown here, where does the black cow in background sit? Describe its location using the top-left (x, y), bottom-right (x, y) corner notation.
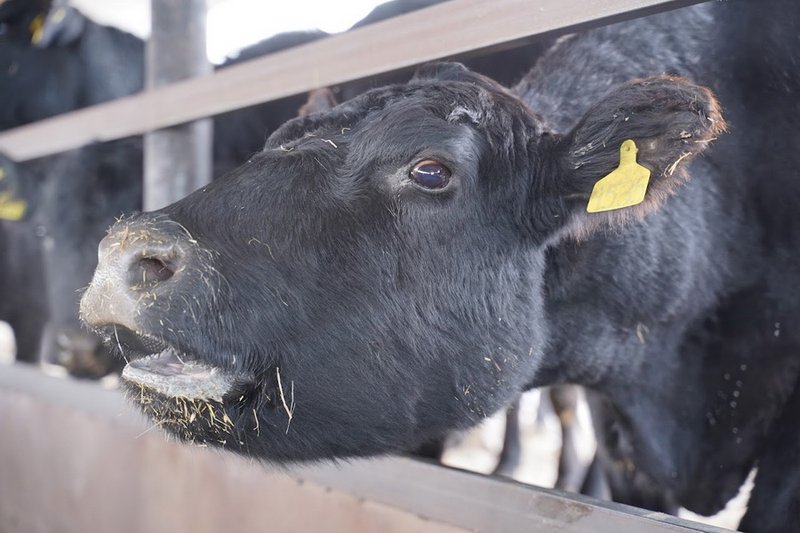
top-left (0, 153), bottom-right (47, 364)
top-left (0, 0), bottom-right (143, 127)
top-left (0, 0), bottom-right (145, 374)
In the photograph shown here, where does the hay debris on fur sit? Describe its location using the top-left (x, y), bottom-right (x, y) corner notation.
top-left (126, 382), bottom-right (239, 447)
top-left (276, 367), bottom-right (295, 434)
top-left (666, 151), bottom-right (692, 176)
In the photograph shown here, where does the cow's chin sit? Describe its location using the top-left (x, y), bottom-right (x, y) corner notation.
top-left (114, 333), bottom-right (264, 450)
top-left (122, 348), bottom-right (243, 402)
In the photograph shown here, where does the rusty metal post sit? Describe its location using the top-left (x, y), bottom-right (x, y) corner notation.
top-left (144, 0), bottom-right (212, 211)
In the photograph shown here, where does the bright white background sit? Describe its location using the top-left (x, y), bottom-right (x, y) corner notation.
top-left (70, 0), bottom-right (389, 63)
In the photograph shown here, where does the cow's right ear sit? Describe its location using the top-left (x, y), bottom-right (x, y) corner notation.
top-left (33, 3), bottom-right (85, 48)
top-left (298, 88), bottom-right (338, 117)
top-left (534, 76), bottom-right (725, 240)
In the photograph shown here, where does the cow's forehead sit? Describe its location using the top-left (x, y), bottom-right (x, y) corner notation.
top-left (267, 82), bottom-right (496, 149)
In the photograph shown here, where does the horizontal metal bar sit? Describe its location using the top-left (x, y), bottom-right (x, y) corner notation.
top-left (0, 0), bottom-right (704, 162)
top-left (0, 364), bottom-right (731, 532)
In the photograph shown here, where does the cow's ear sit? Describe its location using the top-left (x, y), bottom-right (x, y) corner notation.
top-left (33, 4), bottom-right (85, 48)
top-left (298, 88), bottom-right (338, 117)
top-left (541, 76), bottom-right (725, 238)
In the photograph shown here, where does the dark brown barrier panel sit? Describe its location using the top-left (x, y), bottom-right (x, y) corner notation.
top-left (0, 364), bottom-right (732, 533)
top-left (0, 0), bottom-right (705, 162)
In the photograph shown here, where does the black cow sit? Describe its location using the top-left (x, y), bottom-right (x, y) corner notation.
top-left (0, 0), bottom-right (143, 128)
top-left (0, 0), bottom-right (145, 375)
top-left (80, 0), bottom-right (800, 530)
top-left (0, 153), bottom-right (47, 364)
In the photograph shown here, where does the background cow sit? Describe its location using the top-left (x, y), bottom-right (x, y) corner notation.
top-left (0, 153), bottom-right (47, 364)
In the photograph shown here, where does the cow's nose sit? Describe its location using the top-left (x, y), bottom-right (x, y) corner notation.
top-left (118, 237), bottom-right (180, 290)
top-left (80, 215), bottom-right (190, 331)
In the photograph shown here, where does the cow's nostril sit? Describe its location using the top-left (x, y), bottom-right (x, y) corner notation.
top-left (135, 256), bottom-right (176, 286)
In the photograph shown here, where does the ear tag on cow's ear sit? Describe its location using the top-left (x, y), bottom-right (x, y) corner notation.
top-left (586, 139), bottom-right (651, 213)
top-left (29, 14), bottom-right (45, 44)
top-left (0, 192), bottom-right (27, 221)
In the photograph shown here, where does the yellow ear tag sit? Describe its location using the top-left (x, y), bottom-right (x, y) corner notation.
top-left (586, 139), bottom-right (651, 213)
top-left (0, 192), bottom-right (27, 221)
top-left (29, 14), bottom-right (45, 44)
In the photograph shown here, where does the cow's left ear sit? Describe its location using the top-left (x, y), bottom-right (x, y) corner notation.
top-left (541, 76), bottom-right (725, 238)
top-left (33, 4), bottom-right (85, 48)
top-left (298, 88), bottom-right (338, 117)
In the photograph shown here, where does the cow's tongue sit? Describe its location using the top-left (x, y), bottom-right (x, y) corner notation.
top-left (122, 348), bottom-right (237, 401)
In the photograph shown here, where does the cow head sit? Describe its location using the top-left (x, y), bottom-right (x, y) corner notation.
top-left (80, 62), bottom-right (723, 461)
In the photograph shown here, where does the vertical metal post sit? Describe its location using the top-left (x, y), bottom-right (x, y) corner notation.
top-left (144, 0), bottom-right (212, 211)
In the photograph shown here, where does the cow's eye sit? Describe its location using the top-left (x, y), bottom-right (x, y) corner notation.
top-left (409, 160), bottom-right (451, 190)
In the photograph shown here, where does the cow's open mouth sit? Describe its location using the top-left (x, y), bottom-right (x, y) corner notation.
top-left (102, 326), bottom-right (253, 401)
top-left (123, 348), bottom-right (240, 401)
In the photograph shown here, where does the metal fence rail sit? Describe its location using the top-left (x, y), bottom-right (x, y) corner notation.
top-left (0, 0), bottom-right (703, 162)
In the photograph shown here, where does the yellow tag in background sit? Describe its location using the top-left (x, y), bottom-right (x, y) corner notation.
top-left (29, 14), bottom-right (45, 45)
top-left (586, 139), bottom-right (651, 213)
top-left (0, 192), bottom-right (27, 221)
